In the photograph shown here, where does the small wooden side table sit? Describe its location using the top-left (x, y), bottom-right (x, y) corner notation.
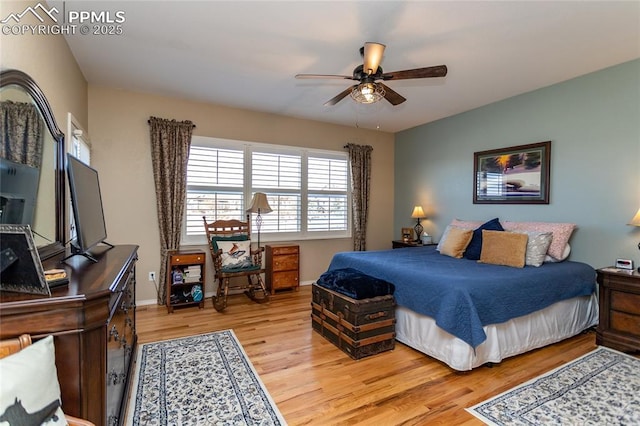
top-left (596, 267), bottom-right (640, 352)
top-left (392, 240), bottom-right (436, 249)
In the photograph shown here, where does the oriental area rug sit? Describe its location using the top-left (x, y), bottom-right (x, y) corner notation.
top-left (467, 347), bottom-right (640, 425)
top-left (126, 330), bottom-right (286, 425)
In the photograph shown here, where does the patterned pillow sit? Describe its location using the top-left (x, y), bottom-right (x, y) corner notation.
top-left (479, 230), bottom-right (528, 268)
top-left (217, 240), bottom-right (254, 270)
top-left (0, 336), bottom-right (67, 426)
top-left (502, 221), bottom-right (576, 261)
top-left (514, 231), bottom-right (553, 267)
top-left (464, 218), bottom-right (504, 260)
top-left (439, 227), bottom-right (473, 259)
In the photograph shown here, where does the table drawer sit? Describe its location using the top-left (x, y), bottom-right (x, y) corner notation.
top-left (273, 254), bottom-right (298, 271)
top-left (170, 253), bottom-right (205, 265)
top-left (611, 291), bottom-right (640, 316)
top-left (271, 246), bottom-right (299, 256)
top-left (272, 271), bottom-right (299, 289)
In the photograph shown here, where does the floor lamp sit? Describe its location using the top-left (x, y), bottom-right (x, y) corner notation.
top-left (628, 207), bottom-right (640, 272)
top-left (246, 192), bottom-right (272, 249)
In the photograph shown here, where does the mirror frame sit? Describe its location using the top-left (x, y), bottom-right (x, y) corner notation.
top-left (0, 69), bottom-right (66, 260)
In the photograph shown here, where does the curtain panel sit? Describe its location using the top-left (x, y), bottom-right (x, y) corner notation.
top-left (148, 116), bottom-right (194, 304)
top-left (0, 100), bottom-right (44, 168)
top-left (345, 143), bottom-right (373, 251)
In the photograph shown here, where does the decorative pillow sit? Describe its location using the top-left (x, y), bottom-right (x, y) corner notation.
top-left (479, 230), bottom-right (528, 268)
top-left (217, 240), bottom-right (254, 269)
top-left (502, 221), bottom-right (576, 261)
top-left (211, 235), bottom-right (248, 253)
top-left (0, 336), bottom-right (67, 425)
top-left (450, 218), bottom-right (485, 229)
top-left (316, 268), bottom-right (395, 299)
top-left (545, 244), bottom-right (571, 263)
top-left (439, 227), bottom-right (473, 259)
top-left (464, 218), bottom-right (504, 260)
top-left (436, 222), bottom-right (474, 252)
top-left (514, 231), bottom-right (553, 267)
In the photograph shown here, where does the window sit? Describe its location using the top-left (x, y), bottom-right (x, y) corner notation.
top-left (183, 136), bottom-right (350, 244)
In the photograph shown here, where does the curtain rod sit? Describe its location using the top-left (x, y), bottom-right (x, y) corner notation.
top-left (147, 119), bottom-right (196, 128)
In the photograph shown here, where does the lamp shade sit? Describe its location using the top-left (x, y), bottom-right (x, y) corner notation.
top-left (246, 192), bottom-right (273, 214)
top-left (629, 208), bottom-right (640, 226)
top-left (411, 206), bottom-right (425, 219)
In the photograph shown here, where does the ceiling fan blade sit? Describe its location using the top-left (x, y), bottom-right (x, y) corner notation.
top-left (363, 42), bottom-right (386, 75)
top-left (295, 74), bottom-right (353, 80)
top-left (324, 86), bottom-right (355, 106)
top-left (379, 83), bottom-right (406, 106)
top-left (382, 65), bottom-right (448, 80)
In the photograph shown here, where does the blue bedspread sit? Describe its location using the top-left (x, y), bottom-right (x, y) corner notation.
top-left (328, 246), bottom-right (596, 348)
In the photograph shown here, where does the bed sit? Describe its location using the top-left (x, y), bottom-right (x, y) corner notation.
top-left (326, 239), bottom-right (599, 371)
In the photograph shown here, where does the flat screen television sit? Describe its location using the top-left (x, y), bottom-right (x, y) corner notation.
top-left (64, 154), bottom-right (112, 262)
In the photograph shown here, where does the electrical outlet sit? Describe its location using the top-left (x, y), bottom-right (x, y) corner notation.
top-left (148, 271), bottom-right (156, 282)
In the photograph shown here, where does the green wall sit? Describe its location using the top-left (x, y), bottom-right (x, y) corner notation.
top-left (395, 59), bottom-right (640, 269)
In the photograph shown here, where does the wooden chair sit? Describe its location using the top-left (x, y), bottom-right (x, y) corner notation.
top-left (0, 334), bottom-right (95, 426)
top-left (203, 215), bottom-right (270, 311)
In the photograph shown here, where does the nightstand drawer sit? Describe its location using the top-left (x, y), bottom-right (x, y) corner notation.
top-left (611, 291), bottom-right (640, 315)
top-left (611, 311), bottom-right (640, 335)
top-left (273, 255), bottom-right (298, 271)
top-left (170, 253), bottom-right (205, 265)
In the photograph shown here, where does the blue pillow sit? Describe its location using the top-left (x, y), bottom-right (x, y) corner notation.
top-left (464, 218), bottom-right (504, 260)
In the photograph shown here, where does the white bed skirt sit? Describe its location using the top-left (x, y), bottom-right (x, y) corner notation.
top-left (395, 293), bottom-right (599, 371)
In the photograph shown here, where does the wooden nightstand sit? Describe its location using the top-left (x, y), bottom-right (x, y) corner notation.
top-left (166, 250), bottom-right (206, 313)
top-left (265, 244), bottom-right (300, 294)
top-left (392, 240), bottom-right (436, 249)
top-left (596, 267), bottom-right (640, 352)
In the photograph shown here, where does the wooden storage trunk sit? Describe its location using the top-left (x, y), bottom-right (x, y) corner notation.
top-left (311, 283), bottom-right (396, 359)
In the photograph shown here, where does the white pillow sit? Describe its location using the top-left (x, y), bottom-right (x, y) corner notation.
top-left (0, 336), bottom-right (67, 425)
top-left (514, 231), bottom-right (553, 267)
top-left (217, 240), bottom-right (254, 269)
top-left (545, 243), bottom-right (571, 263)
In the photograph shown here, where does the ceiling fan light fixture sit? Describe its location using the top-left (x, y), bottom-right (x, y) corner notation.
top-left (350, 82), bottom-right (385, 104)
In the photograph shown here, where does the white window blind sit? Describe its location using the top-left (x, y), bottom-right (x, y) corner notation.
top-left (182, 137), bottom-right (351, 244)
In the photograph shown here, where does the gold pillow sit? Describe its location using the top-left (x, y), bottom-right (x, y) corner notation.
top-left (440, 227), bottom-right (473, 259)
top-left (479, 230), bottom-right (528, 268)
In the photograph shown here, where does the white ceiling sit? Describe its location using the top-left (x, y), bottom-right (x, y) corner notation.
top-left (51, 1), bottom-right (640, 133)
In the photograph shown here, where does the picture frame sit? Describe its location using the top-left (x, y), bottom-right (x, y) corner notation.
top-left (401, 227), bottom-right (414, 242)
top-left (0, 224), bottom-right (50, 296)
top-left (474, 141), bottom-right (551, 204)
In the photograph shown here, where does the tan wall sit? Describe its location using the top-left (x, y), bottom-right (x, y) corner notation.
top-left (1, 1), bottom-right (88, 135)
top-left (88, 86), bottom-right (395, 303)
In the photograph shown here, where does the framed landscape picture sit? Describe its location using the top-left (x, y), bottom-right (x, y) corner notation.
top-left (473, 141), bottom-right (551, 204)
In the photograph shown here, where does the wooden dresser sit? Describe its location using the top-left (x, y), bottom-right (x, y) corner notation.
top-left (0, 244), bottom-right (138, 426)
top-left (265, 244), bottom-right (300, 294)
top-left (596, 267), bottom-right (640, 352)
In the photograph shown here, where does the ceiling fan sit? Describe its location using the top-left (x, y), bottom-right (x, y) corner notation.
top-left (295, 42), bottom-right (447, 106)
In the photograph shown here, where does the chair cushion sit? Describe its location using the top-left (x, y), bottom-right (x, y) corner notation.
top-left (316, 268), bottom-right (395, 299)
top-left (217, 240), bottom-right (254, 270)
top-left (0, 336), bottom-right (68, 425)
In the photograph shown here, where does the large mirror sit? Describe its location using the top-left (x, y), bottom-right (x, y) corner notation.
top-left (0, 69), bottom-right (65, 260)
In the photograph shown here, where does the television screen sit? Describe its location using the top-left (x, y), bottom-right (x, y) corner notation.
top-left (66, 154), bottom-right (108, 261)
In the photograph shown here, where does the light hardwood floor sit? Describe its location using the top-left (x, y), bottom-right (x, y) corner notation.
top-left (135, 285), bottom-right (598, 425)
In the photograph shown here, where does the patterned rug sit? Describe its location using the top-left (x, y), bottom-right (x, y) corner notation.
top-left (126, 330), bottom-right (286, 425)
top-left (467, 347), bottom-right (640, 425)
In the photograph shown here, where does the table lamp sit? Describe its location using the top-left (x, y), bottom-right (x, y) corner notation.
top-left (247, 192), bottom-right (272, 249)
top-left (411, 206), bottom-right (425, 243)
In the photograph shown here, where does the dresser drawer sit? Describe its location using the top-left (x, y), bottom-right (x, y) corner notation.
top-left (610, 311), bottom-right (640, 336)
top-left (272, 271), bottom-right (299, 289)
top-left (273, 254), bottom-right (298, 271)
